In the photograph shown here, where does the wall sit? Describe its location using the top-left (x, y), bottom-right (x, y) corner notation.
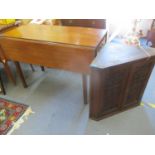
top-left (107, 19), bottom-right (153, 39)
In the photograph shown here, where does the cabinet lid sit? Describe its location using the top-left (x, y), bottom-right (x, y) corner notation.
top-left (91, 42), bottom-right (155, 69)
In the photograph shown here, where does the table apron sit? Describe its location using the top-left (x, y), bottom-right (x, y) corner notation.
top-left (0, 38), bottom-right (95, 74)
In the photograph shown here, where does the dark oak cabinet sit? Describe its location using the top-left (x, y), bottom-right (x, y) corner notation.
top-left (122, 61), bottom-right (154, 109)
top-left (90, 42), bottom-right (155, 120)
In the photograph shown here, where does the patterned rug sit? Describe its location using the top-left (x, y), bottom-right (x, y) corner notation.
top-left (0, 98), bottom-right (33, 135)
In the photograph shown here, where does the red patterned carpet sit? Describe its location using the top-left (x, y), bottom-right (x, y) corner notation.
top-left (0, 98), bottom-right (32, 135)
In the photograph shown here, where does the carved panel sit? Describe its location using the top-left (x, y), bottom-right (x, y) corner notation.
top-left (123, 62), bottom-right (154, 108)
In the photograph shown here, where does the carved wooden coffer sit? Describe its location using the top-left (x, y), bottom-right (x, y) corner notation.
top-left (90, 43), bottom-right (155, 120)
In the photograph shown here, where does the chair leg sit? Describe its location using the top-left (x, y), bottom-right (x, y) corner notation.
top-left (3, 61), bottom-right (16, 85)
top-left (82, 74), bottom-right (88, 104)
top-left (40, 66), bottom-right (45, 71)
top-left (30, 64), bottom-right (35, 72)
top-left (14, 61), bottom-right (28, 88)
top-left (0, 73), bottom-right (6, 95)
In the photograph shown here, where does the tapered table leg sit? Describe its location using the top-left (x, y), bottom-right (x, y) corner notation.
top-left (0, 73), bottom-right (6, 95)
top-left (30, 64), bottom-right (35, 72)
top-left (82, 74), bottom-right (88, 104)
top-left (41, 66), bottom-right (45, 71)
top-left (3, 61), bottom-right (16, 85)
top-left (14, 61), bottom-right (28, 88)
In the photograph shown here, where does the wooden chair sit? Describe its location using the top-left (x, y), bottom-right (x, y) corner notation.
top-left (60, 19), bottom-right (107, 104)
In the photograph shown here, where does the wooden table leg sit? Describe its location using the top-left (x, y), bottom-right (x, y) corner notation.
top-left (3, 61), bottom-right (16, 85)
top-left (0, 73), bottom-right (6, 95)
top-left (40, 66), bottom-right (45, 71)
top-left (82, 74), bottom-right (88, 104)
top-left (105, 32), bottom-right (107, 43)
top-left (30, 64), bottom-right (35, 72)
top-left (14, 61), bottom-right (28, 88)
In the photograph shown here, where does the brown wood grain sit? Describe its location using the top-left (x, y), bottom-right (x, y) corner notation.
top-left (0, 24), bottom-right (107, 106)
top-left (0, 38), bottom-right (95, 74)
top-left (1, 24), bottom-right (107, 48)
top-left (0, 25), bottom-right (107, 74)
top-left (90, 43), bottom-right (155, 120)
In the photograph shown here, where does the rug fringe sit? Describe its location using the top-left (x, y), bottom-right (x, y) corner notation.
top-left (7, 107), bottom-right (34, 135)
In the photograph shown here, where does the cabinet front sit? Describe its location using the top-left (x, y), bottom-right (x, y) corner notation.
top-left (90, 66), bottom-right (129, 120)
top-left (122, 61), bottom-right (154, 109)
